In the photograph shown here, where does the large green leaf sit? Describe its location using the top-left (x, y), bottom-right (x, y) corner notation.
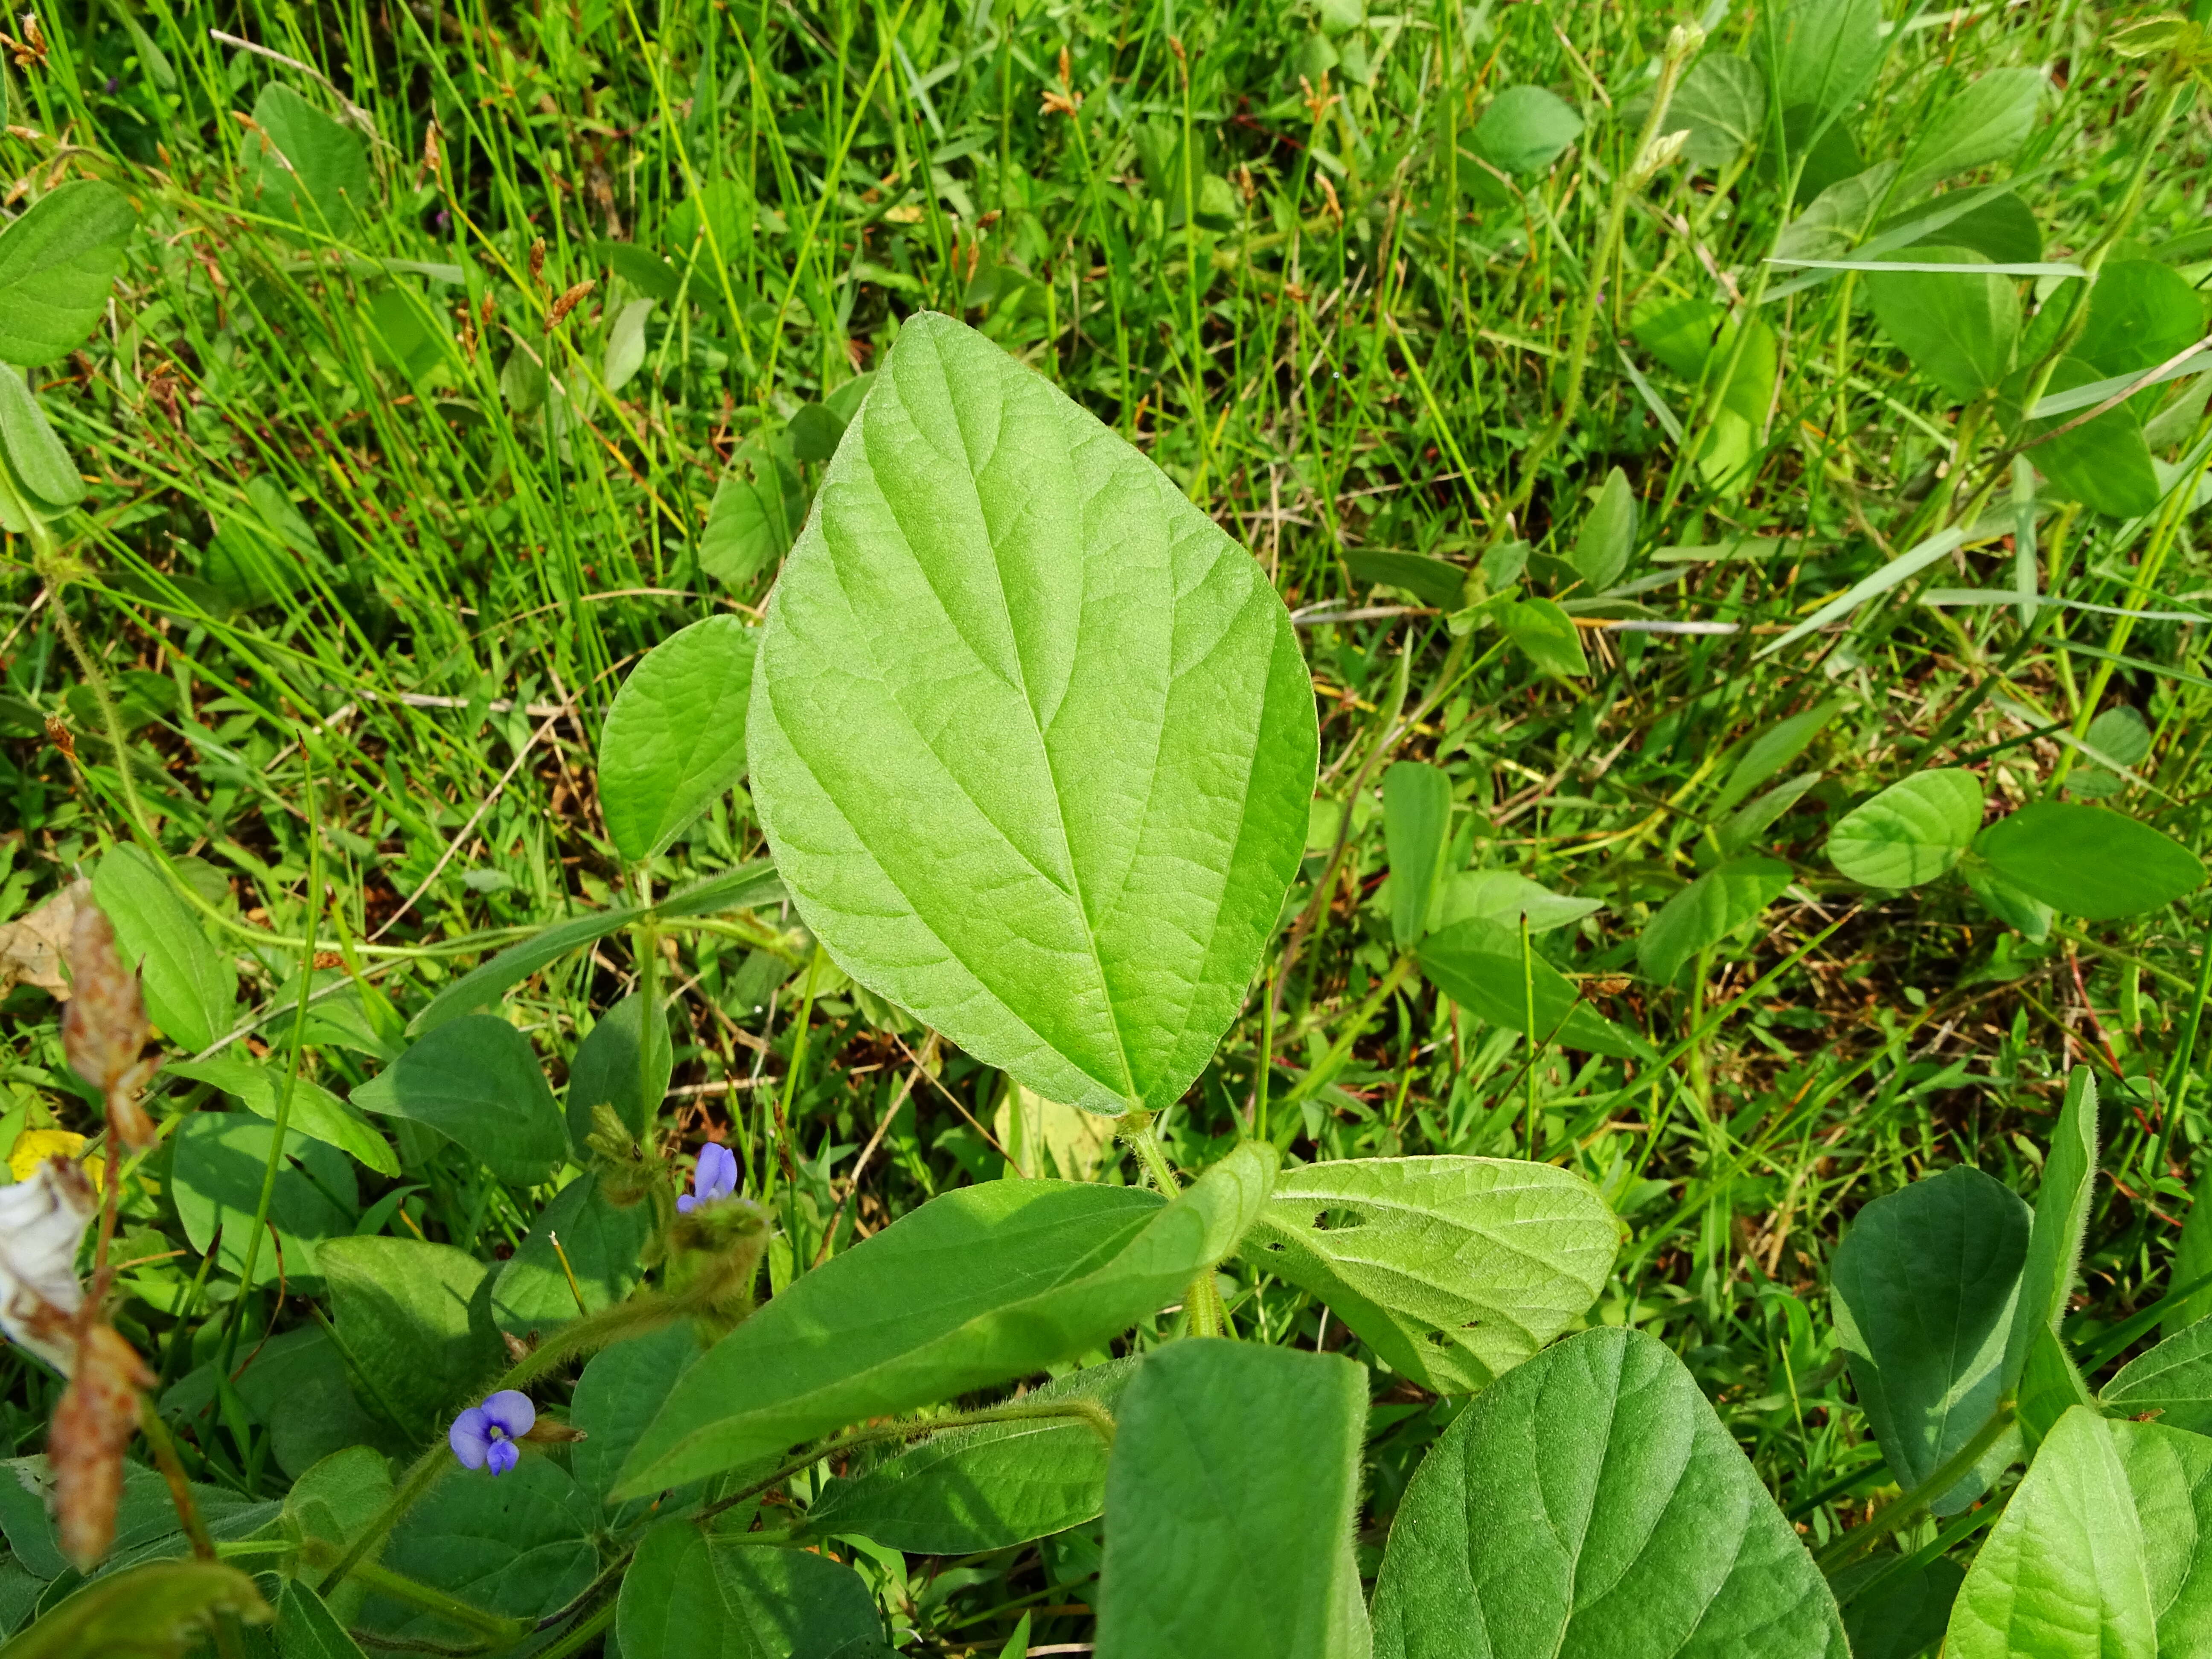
top-left (170, 1114), bottom-right (358, 1290)
top-left (1830, 1165), bottom-right (2029, 1514)
top-left (488, 1173), bottom-right (652, 1336)
top-left (163, 1326), bottom-right (400, 1481)
top-left (614, 1144), bottom-right (1274, 1497)
top-left (1945, 1408), bottom-right (2212, 1658)
top-left (1867, 250), bottom-right (2020, 400)
top-left (1097, 1342), bottom-right (1369, 1659)
top-left (1417, 918), bottom-right (1647, 1058)
top-left (2004, 1067), bottom-right (2099, 1391)
top-left (315, 1236), bottom-right (503, 1438)
top-left (2076, 260), bottom-right (2206, 383)
top-left (616, 1521), bottom-right (891, 1659)
top-left (2031, 356), bottom-right (2162, 519)
top-left (244, 84), bottom-right (371, 234)
top-left (1636, 856), bottom-right (1792, 985)
top-left (0, 1560), bottom-right (268, 1659)
top-left (1895, 68), bottom-right (2044, 195)
top-left (1768, 0), bottom-right (1884, 123)
top-left (570, 1322), bottom-right (708, 1524)
top-left (1973, 802), bottom-right (2204, 920)
top-left (167, 1055), bottom-right (397, 1177)
top-left (563, 991), bottom-right (672, 1147)
top-left (2103, 1316), bottom-right (2212, 1432)
top-left (0, 181), bottom-right (138, 367)
top-left (598, 616), bottom-right (759, 863)
top-left (1243, 1156), bottom-right (1616, 1393)
top-left (1371, 1328), bottom-right (1847, 1659)
top-left (408, 862), bottom-right (782, 1034)
top-left (1383, 762), bottom-right (1453, 949)
top-left (1668, 55), bottom-right (1766, 171)
top-left (2171, 1163), bottom-right (2212, 1342)
top-left (358, 1458), bottom-right (597, 1647)
top-left (801, 1360), bottom-right (1135, 1553)
top-left (1470, 86), bottom-right (1583, 176)
top-left (0, 366), bottom-right (84, 517)
top-left (1826, 768), bottom-right (1984, 888)
top-left (1836, 1557), bottom-right (1965, 1659)
top-left (746, 312), bottom-right (1316, 1119)
top-left (350, 1015), bottom-right (565, 1185)
top-left (697, 441), bottom-right (804, 589)
top-left (93, 846), bottom-right (234, 1052)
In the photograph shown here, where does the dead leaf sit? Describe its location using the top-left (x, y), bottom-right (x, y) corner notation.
top-left (0, 880), bottom-right (88, 1000)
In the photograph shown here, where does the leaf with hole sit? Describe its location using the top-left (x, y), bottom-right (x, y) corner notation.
top-left (1973, 802), bottom-right (2204, 919)
top-left (1371, 1327), bottom-right (1846, 1659)
top-left (1867, 250), bottom-right (2020, 399)
top-left (1945, 1407), bottom-right (2212, 1658)
top-left (351, 1015), bottom-right (565, 1185)
top-left (747, 312), bottom-right (1316, 1119)
top-left (1242, 1155), bottom-right (1617, 1393)
top-left (1831, 1165), bottom-right (2029, 1515)
top-left (0, 181), bottom-right (137, 367)
top-left (1417, 917), bottom-right (1647, 1058)
top-left (599, 615), bottom-right (759, 862)
top-left (1826, 768), bottom-right (1983, 888)
top-left (1383, 761), bottom-right (1452, 949)
top-left (801, 1360), bottom-right (1135, 1554)
top-left (1097, 1342), bottom-right (1368, 1659)
top-left (614, 1144), bottom-right (1274, 1496)
top-left (1636, 856), bottom-right (1792, 985)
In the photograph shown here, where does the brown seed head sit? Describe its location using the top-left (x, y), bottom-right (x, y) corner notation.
top-left (528, 237), bottom-right (547, 284)
top-left (546, 278), bottom-right (596, 331)
top-left (61, 902), bottom-right (157, 1150)
top-left (50, 1321), bottom-right (154, 1571)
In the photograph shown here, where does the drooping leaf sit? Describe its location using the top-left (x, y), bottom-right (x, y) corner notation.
top-left (570, 1321), bottom-right (708, 1523)
top-left (1717, 771), bottom-right (1825, 857)
top-left (489, 1173), bottom-right (653, 1336)
top-left (1243, 1156), bottom-right (1617, 1393)
top-left (616, 1519), bottom-right (890, 1659)
top-left (350, 1014), bottom-right (565, 1185)
top-left (1371, 1328), bottom-right (1847, 1659)
top-left (1973, 801), bottom-right (2204, 919)
top-left (1667, 55), bottom-right (1767, 171)
top-left (167, 1055), bottom-right (398, 1177)
top-left (802, 1361), bottom-right (1135, 1553)
top-left (315, 1236), bottom-right (503, 1438)
top-left (598, 616), bottom-right (759, 863)
top-left (1430, 870), bottom-right (1602, 935)
top-left (1831, 1165), bottom-right (2030, 1514)
top-left (746, 312), bottom-right (1316, 1118)
top-left (2004, 1067), bottom-right (2099, 1391)
top-left (1498, 597), bottom-right (1588, 678)
top-left (1097, 1342), bottom-right (1368, 1659)
top-left (1867, 250), bottom-right (2020, 400)
top-left (92, 845), bottom-right (234, 1052)
top-left (357, 1458), bottom-right (597, 1647)
top-left (1945, 1408), bottom-right (2212, 1659)
top-left (1714, 700), bottom-right (1844, 812)
top-left (1383, 762), bottom-right (1453, 950)
top-left (0, 181), bottom-right (138, 367)
top-left (564, 991), bottom-right (673, 1147)
top-left (0, 1560), bottom-right (269, 1659)
top-left (170, 1114), bottom-right (359, 1290)
top-left (1636, 856), bottom-right (1793, 984)
top-left (1825, 768), bottom-right (1984, 888)
top-left (1470, 86), bottom-right (1582, 175)
top-left (1344, 551), bottom-right (1467, 609)
top-left (698, 442), bottom-right (805, 590)
top-left (614, 1146), bottom-right (1275, 1496)
top-left (407, 863), bottom-right (782, 1034)
top-left (244, 85), bottom-right (371, 234)
top-left (1417, 917), bottom-right (1647, 1058)
top-left (1895, 68), bottom-right (2045, 195)
top-left (1569, 466), bottom-right (1637, 593)
top-left (0, 367), bottom-right (82, 517)
top-left (2102, 1315), bottom-right (2212, 1432)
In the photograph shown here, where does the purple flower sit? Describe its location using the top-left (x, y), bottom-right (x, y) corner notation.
top-left (676, 1142), bottom-right (739, 1214)
top-left (449, 1390), bottom-right (535, 1476)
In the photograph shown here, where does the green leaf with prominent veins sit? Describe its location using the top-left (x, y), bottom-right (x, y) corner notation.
top-left (746, 311), bottom-right (1316, 1118)
top-left (1826, 768), bottom-right (1984, 888)
top-left (93, 845), bottom-right (235, 1053)
top-left (1831, 1165), bottom-right (2029, 1515)
top-left (315, 1236), bottom-right (504, 1438)
top-left (617, 1518), bottom-right (891, 1659)
top-left (0, 181), bottom-right (138, 367)
top-left (2102, 1316), bottom-right (2212, 1432)
top-left (1946, 1407), bottom-right (2212, 1659)
top-left (1243, 1156), bottom-right (1617, 1393)
top-left (350, 1015), bottom-right (565, 1185)
top-left (167, 1055), bottom-right (397, 1177)
top-left (598, 616), bottom-right (758, 863)
top-left (1371, 1328), bottom-right (1847, 1659)
top-left (1097, 1342), bottom-right (1370, 1659)
top-left (614, 1142), bottom-right (1275, 1497)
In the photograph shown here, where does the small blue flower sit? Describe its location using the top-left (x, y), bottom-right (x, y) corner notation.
top-left (449, 1389), bottom-right (535, 1476)
top-left (676, 1142), bottom-right (739, 1214)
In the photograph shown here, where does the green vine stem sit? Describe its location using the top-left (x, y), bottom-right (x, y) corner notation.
top-left (297, 1537), bottom-right (533, 1646)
